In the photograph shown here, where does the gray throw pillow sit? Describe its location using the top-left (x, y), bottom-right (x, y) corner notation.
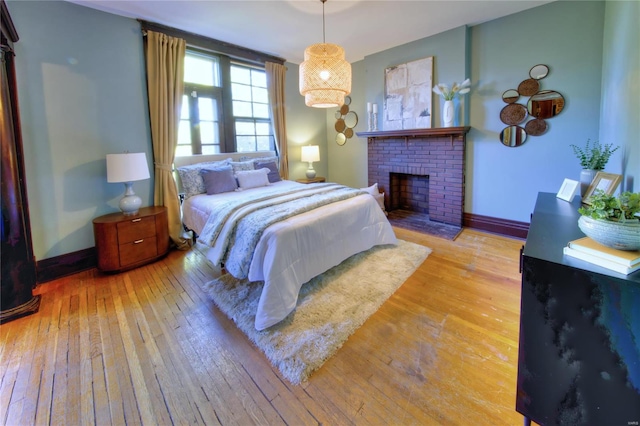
top-left (255, 161), bottom-right (282, 183)
top-left (201, 166), bottom-right (238, 195)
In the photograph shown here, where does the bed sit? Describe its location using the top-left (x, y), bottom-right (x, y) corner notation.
top-left (174, 152), bottom-right (397, 330)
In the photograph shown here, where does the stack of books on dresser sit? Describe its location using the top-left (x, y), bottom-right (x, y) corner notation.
top-left (563, 237), bottom-right (640, 275)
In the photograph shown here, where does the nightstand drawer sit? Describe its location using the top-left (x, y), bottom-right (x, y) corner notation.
top-left (117, 216), bottom-right (156, 243)
top-left (93, 206), bottom-right (169, 272)
top-left (119, 236), bottom-right (158, 267)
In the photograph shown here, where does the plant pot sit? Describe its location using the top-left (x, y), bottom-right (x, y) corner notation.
top-left (580, 169), bottom-right (597, 197)
top-left (578, 215), bottom-right (640, 251)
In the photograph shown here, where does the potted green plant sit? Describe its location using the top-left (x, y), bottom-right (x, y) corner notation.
top-left (578, 190), bottom-right (640, 251)
top-left (570, 139), bottom-right (619, 196)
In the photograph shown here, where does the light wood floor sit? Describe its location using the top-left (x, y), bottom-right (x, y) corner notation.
top-left (1, 227), bottom-right (526, 425)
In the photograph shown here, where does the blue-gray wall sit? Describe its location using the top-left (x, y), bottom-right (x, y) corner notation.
top-left (328, 1), bottom-right (636, 225)
top-left (7, 0), bottom-right (638, 262)
top-left (467, 0), bottom-right (606, 221)
top-left (9, 0), bottom-right (152, 260)
top-left (600, 1), bottom-right (639, 193)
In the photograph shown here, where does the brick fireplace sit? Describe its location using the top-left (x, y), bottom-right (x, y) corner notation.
top-left (362, 127), bottom-right (469, 227)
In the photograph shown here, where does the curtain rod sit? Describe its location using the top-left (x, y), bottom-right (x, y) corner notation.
top-left (139, 20), bottom-right (286, 66)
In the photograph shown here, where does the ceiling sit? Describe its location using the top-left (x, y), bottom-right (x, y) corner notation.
top-left (65, 0), bottom-right (553, 64)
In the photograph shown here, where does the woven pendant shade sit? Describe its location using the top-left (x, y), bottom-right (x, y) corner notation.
top-left (300, 43), bottom-right (351, 108)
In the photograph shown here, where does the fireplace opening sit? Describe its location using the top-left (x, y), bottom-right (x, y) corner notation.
top-left (389, 172), bottom-right (429, 213)
top-left (386, 172), bottom-right (461, 239)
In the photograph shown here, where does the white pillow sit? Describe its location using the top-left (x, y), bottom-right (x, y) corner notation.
top-left (361, 183), bottom-right (386, 212)
top-left (236, 168), bottom-right (271, 190)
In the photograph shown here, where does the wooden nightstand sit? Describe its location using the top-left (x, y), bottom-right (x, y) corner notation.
top-left (296, 177), bottom-right (326, 184)
top-left (93, 206), bottom-right (169, 273)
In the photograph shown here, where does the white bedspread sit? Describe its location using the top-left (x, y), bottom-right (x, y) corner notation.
top-left (183, 180), bottom-right (397, 330)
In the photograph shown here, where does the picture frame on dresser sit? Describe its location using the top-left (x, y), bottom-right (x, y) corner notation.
top-left (582, 171), bottom-right (622, 204)
top-left (556, 178), bottom-right (579, 202)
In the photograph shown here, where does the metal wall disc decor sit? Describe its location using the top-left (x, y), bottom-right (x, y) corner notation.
top-left (525, 118), bottom-right (547, 136)
top-left (499, 64), bottom-right (562, 146)
top-left (500, 103), bottom-right (528, 125)
top-left (517, 78), bottom-right (539, 96)
top-left (335, 96), bottom-right (358, 145)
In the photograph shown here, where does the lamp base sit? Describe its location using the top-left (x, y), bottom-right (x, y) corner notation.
top-left (306, 168), bottom-right (317, 179)
top-left (119, 182), bottom-right (142, 216)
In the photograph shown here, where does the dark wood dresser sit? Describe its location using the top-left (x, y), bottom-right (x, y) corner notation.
top-left (517, 192), bottom-right (640, 425)
top-left (93, 206), bottom-right (169, 273)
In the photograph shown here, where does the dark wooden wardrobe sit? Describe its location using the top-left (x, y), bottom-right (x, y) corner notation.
top-left (1, 0), bottom-right (40, 323)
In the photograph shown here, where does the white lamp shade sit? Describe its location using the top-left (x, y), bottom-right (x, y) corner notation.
top-left (106, 152), bottom-right (150, 183)
top-left (301, 145), bottom-right (320, 163)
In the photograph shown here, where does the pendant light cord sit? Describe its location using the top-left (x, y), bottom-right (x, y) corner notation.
top-left (322, 0), bottom-right (326, 43)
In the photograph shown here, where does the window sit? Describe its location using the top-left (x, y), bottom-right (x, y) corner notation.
top-left (177, 50), bottom-right (275, 156)
top-left (230, 64), bottom-right (272, 152)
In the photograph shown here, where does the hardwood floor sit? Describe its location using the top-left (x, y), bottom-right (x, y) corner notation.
top-left (1, 228), bottom-right (526, 425)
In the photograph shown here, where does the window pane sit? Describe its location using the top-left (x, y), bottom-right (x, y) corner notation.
top-left (251, 69), bottom-right (267, 87)
top-left (202, 145), bottom-right (220, 155)
top-left (253, 104), bottom-right (270, 119)
top-left (233, 100), bottom-right (252, 117)
top-left (175, 145), bottom-right (191, 157)
top-left (184, 54), bottom-right (219, 86)
top-left (236, 136), bottom-right (256, 152)
top-left (255, 122), bottom-right (271, 135)
top-left (178, 120), bottom-right (191, 146)
top-left (200, 122), bottom-right (216, 144)
top-left (256, 136), bottom-right (272, 151)
top-left (231, 66), bottom-right (251, 84)
top-left (180, 95), bottom-right (190, 119)
top-left (232, 83), bottom-right (252, 102)
top-left (198, 97), bottom-right (215, 121)
top-left (252, 87), bottom-right (268, 103)
top-left (235, 121), bottom-right (255, 136)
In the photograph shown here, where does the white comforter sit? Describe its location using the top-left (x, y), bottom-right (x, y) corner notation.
top-left (183, 180), bottom-right (397, 330)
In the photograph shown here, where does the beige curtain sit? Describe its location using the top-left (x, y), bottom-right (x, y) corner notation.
top-left (265, 62), bottom-right (289, 179)
top-left (144, 30), bottom-right (190, 249)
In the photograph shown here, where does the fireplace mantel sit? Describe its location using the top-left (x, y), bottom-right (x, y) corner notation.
top-left (357, 126), bottom-right (470, 141)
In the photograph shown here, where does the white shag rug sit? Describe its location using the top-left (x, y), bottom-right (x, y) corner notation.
top-left (203, 239), bottom-right (431, 384)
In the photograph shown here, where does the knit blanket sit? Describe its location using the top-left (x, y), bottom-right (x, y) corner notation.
top-left (198, 183), bottom-right (366, 278)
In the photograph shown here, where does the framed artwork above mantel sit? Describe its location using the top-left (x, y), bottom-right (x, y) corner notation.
top-left (383, 56), bottom-right (433, 131)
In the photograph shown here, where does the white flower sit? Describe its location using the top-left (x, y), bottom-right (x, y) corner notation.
top-left (433, 78), bottom-right (471, 101)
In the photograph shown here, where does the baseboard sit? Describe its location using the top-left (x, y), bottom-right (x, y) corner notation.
top-left (34, 214), bottom-right (527, 283)
top-left (36, 247), bottom-right (97, 284)
top-left (464, 213), bottom-right (529, 239)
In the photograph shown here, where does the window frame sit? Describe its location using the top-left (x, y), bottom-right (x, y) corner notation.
top-left (140, 20), bottom-right (285, 156)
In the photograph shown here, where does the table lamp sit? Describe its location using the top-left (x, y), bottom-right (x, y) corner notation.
top-left (301, 145), bottom-right (320, 179)
top-left (106, 152), bottom-right (150, 216)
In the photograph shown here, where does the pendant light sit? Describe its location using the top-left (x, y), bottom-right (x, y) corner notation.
top-left (299, 0), bottom-right (351, 108)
